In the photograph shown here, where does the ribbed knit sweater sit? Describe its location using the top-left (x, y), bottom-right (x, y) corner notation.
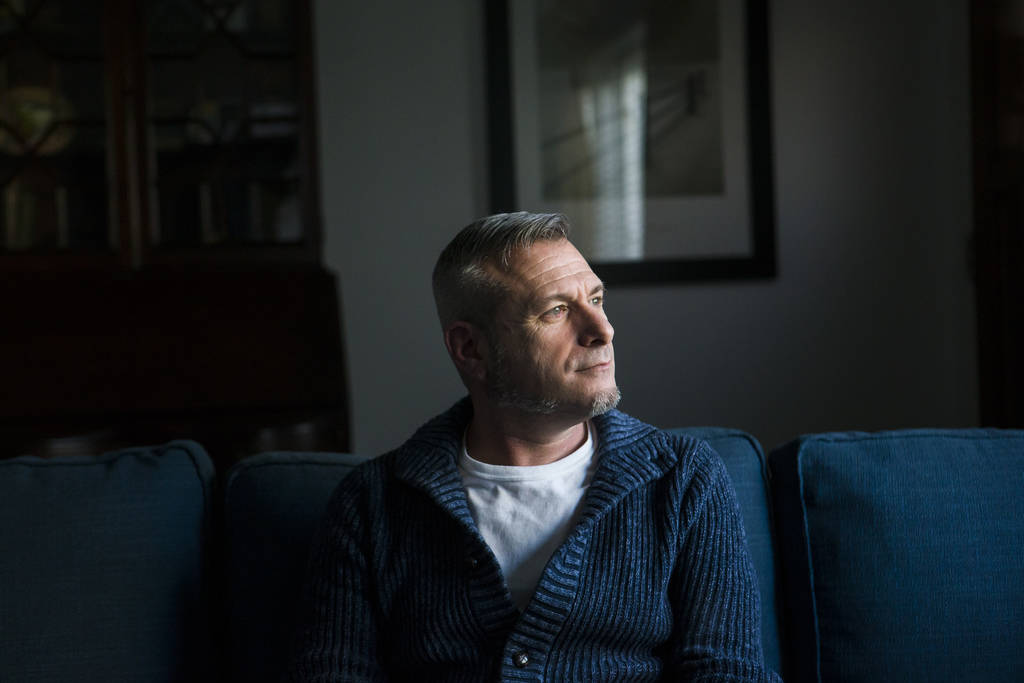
top-left (287, 399), bottom-right (780, 682)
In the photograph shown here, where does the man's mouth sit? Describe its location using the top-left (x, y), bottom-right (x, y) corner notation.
top-left (577, 357), bottom-right (613, 372)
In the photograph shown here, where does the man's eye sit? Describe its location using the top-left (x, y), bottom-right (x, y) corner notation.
top-left (591, 296), bottom-right (603, 306)
top-left (545, 304), bottom-right (568, 319)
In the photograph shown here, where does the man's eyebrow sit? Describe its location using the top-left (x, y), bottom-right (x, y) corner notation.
top-left (530, 282), bottom-right (606, 308)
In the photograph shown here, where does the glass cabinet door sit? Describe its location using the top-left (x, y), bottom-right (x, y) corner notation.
top-left (144, 0), bottom-right (307, 251)
top-left (1, 0), bottom-right (318, 266)
top-left (0, 0), bottom-right (112, 254)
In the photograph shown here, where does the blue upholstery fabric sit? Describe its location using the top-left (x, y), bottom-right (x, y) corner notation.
top-left (223, 451), bottom-right (369, 683)
top-left (669, 427), bottom-right (781, 675)
top-left (0, 441), bottom-right (214, 683)
top-left (769, 429), bottom-right (1024, 682)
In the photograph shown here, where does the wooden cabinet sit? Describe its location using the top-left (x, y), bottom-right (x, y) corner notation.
top-left (1, 0), bottom-right (348, 467)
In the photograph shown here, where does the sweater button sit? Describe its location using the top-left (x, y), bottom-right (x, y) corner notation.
top-left (513, 651), bottom-right (530, 668)
top-left (465, 555), bottom-right (479, 570)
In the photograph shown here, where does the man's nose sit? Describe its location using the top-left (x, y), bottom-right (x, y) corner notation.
top-left (577, 306), bottom-right (614, 346)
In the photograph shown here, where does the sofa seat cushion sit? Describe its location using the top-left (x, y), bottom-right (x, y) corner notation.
top-left (769, 429), bottom-right (1024, 682)
top-left (0, 441), bottom-right (215, 683)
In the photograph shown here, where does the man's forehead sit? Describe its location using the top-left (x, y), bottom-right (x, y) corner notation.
top-left (498, 239), bottom-right (602, 299)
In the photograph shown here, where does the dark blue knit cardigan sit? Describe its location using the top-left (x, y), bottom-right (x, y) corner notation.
top-left (287, 399), bottom-right (780, 682)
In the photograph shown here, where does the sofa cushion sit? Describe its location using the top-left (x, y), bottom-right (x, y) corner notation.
top-left (769, 429), bottom-right (1024, 682)
top-left (0, 441), bottom-right (215, 683)
top-left (223, 451), bottom-right (369, 683)
top-left (669, 427), bottom-right (780, 675)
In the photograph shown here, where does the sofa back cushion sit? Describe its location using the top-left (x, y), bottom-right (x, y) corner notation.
top-left (223, 451), bottom-right (369, 683)
top-left (0, 441), bottom-right (215, 683)
top-left (769, 429), bottom-right (1024, 682)
top-left (669, 427), bottom-right (780, 674)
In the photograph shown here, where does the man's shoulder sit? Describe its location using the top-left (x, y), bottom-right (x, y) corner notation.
top-left (594, 408), bottom-right (714, 455)
top-left (333, 398), bottom-right (471, 495)
top-left (398, 396), bottom-right (473, 453)
top-left (593, 409), bottom-right (727, 481)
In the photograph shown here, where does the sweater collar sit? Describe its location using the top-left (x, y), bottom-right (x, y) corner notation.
top-left (393, 397), bottom-right (684, 522)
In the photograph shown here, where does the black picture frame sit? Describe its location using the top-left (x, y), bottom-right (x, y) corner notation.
top-left (485, 0), bottom-right (776, 285)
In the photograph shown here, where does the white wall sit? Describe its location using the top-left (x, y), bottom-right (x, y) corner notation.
top-left (315, 0), bottom-right (978, 455)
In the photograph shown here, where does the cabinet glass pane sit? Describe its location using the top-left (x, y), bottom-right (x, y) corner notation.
top-left (145, 0), bottom-right (303, 248)
top-left (0, 0), bottom-right (110, 252)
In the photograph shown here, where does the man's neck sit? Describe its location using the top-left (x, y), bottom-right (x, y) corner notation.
top-left (465, 404), bottom-right (589, 467)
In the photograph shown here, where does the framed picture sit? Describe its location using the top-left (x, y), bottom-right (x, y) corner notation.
top-left (485, 0), bottom-right (776, 284)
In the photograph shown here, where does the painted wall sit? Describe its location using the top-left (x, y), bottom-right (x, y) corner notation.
top-left (314, 0), bottom-right (977, 455)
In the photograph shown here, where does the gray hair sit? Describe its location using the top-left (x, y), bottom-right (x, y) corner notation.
top-left (432, 212), bottom-right (571, 330)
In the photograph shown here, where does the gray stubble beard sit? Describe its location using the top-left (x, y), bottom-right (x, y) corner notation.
top-left (487, 340), bottom-right (621, 418)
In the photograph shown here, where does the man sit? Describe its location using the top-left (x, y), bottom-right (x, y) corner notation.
top-left (287, 212), bottom-right (779, 681)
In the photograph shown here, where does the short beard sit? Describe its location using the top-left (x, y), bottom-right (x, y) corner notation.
top-left (587, 387), bottom-right (622, 417)
top-left (487, 339), bottom-right (621, 418)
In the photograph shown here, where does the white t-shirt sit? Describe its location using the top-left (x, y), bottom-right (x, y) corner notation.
top-left (458, 423), bottom-right (599, 610)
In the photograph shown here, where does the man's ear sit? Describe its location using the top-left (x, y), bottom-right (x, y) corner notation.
top-left (443, 321), bottom-right (488, 384)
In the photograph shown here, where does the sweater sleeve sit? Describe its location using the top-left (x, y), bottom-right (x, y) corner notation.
top-left (283, 469), bottom-right (387, 683)
top-left (664, 444), bottom-right (782, 683)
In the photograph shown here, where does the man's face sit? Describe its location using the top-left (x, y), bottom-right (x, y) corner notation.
top-left (483, 239), bottom-right (619, 418)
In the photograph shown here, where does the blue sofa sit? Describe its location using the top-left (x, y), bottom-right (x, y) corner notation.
top-left (2, 428), bottom-right (1022, 682)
